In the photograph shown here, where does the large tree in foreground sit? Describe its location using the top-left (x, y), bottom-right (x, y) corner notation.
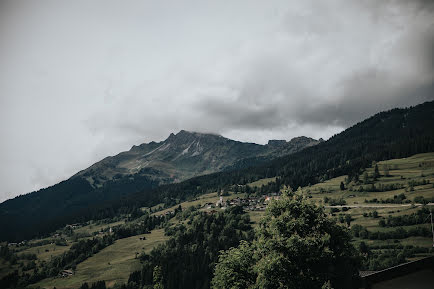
top-left (212, 190), bottom-right (360, 289)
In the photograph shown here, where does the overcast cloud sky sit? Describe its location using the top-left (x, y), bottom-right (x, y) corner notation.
top-left (0, 0), bottom-right (433, 202)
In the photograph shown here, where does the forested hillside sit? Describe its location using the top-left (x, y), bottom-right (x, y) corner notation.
top-left (123, 101), bottom-right (434, 211)
top-left (0, 131), bottom-right (318, 242)
top-left (1, 101), bottom-right (433, 242)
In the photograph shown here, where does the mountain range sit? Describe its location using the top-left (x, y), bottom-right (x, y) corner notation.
top-left (2, 101), bottom-right (434, 242)
top-left (75, 130), bottom-right (321, 187)
top-left (0, 131), bottom-right (320, 241)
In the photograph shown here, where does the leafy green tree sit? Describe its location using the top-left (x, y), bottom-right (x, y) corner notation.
top-left (211, 240), bottom-right (256, 289)
top-left (363, 172), bottom-right (369, 184)
top-left (359, 242), bottom-right (369, 255)
top-left (153, 266), bottom-right (164, 289)
top-left (345, 214), bottom-right (352, 226)
top-left (374, 164), bottom-right (380, 180)
top-left (212, 191), bottom-right (360, 289)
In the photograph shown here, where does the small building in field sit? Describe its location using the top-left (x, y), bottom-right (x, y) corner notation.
top-left (216, 196), bottom-right (224, 207)
top-left (60, 269), bottom-right (74, 278)
top-left (265, 196), bottom-right (280, 202)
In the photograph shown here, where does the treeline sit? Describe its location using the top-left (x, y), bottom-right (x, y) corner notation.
top-left (351, 224), bottom-right (431, 240)
top-left (359, 242), bottom-right (433, 271)
top-left (0, 246), bottom-right (18, 265)
top-left (0, 236), bottom-right (115, 288)
top-left (378, 208), bottom-right (431, 227)
top-left (125, 206), bottom-right (253, 289)
top-left (2, 101), bottom-right (434, 242)
top-left (414, 196), bottom-right (434, 204)
top-left (112, 213), bottom-right (173, 239)
top-left (364, 193), bottom-right (409, 204)
top-left (324, 197), bottom-right (347, 206)
top-left (0, 174), bottom-right (160, 242)
top-left (357, 183), bottom-right (405, 193)
top-left (0, 210), bottom-right (173, 289)
top-left (122, 101), bottom-right (434, 222)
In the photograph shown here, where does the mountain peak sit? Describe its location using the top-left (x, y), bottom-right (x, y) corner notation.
top-left (176, 130), bottom-right (221, 137)
top-left (267, 139), bottom-right (287, 146)
top-left (164, 130), bottom-right (223, 142)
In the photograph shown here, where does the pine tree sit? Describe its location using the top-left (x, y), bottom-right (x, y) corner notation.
top-left (374, 164), bottom-right (380, 180)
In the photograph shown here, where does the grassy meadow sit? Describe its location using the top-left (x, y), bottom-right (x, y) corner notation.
top-left (3, 152), bottom-right (433, 288)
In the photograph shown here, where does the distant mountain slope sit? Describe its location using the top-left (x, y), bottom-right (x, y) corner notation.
top-left (0, 131), bottom-right (319, 241)
top-left (3, 100), bottom-right (434, 242)
top-left (75, 130), bottom-right (319, 186)
top-left (122, 101), bottom-right (434, 214)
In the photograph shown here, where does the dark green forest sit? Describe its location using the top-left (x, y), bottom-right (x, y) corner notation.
top-left (106, 192), bottom-right (360, 289)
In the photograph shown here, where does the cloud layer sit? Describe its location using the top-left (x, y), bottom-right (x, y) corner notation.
top-left (0, 0), bottom-right (433, 201)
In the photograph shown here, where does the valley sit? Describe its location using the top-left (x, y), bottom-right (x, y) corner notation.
top-left (1, 102), bottom-right (434, 289)
top-left (2, 152), bottom-right (432, 288)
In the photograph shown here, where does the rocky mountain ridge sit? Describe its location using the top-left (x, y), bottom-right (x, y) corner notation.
top-left (76, 130), bottom-right (321, 187)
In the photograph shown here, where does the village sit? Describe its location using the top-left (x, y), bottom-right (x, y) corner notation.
top-left (203, 193), bottom-right (281, 212)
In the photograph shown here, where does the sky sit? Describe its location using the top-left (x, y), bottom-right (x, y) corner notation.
top-left (0, 0), bottom-right (433, 202)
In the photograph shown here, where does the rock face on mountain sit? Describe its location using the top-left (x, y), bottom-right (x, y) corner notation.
top-left (76, 130), bottom-right (320, 187)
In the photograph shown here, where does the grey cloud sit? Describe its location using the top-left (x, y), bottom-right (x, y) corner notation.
top-left (193, 0), bottom-right (433, 132)
top-left (0, 0), bottom-right (433, 201)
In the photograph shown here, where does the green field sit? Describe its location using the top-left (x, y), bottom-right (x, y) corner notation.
top-left (305, 153), bottom-right (434, 254)
top-left (20, 243), bottom-right (72, 263)
top-left (35, 229), bottom-right (168, 289)
top-left (74, 220), bottom-right (126, 235)
top-left (248, 177), bottom-right (277, 188)
top-left (3, 153), bottom-right (434, 288)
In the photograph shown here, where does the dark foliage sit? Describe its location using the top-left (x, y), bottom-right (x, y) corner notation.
top-left (379, 207), bottom-right (431, 227)
top-left (351, 224), bottom-right (431, 240)
top-left (0, 175), bottom-right (159, 241)
top-left (358, 243), bottom-right (433, 271)
top-left (126, 206), bottom-right (253, 289)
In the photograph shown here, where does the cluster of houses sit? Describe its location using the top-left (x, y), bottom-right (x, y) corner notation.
top-left (6, 241), bottom-right (26, 247)
top-left (204, 193), bottom-right (281, 211)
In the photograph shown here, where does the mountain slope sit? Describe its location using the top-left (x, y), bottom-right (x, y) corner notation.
top-left (122, 101), bottom-right (434, 213)
top-left (0, 131), bottom-right (319, 241)
top-left (2, 100), bottom-right (433, 242)
top-left (75, 130), bottom-right (319, 186)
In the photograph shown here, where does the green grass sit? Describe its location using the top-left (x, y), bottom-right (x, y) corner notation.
top-left (35, 229), bottom-right (168, 289)
top-left (248, 211), bottom-right (265, 227)
top-left (304, 152), bottom-right (434, 250)
top-left (248, 177), bottom-right (277, 188)
top-left (17, 152), bottom-right (434, 287)
top-left (0, 258), bottom-right (18, 279)
top-left (20, 243), bottom-right (72, 263)
top-left (74, 220), bottom-right (126, 235)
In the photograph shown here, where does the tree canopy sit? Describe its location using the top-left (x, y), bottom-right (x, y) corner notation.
top-left (212, 191), bottom-right (360, 289)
